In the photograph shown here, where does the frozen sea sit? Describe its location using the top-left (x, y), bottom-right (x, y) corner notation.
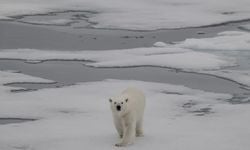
top-left (0, 0), bottom-right (250, 150)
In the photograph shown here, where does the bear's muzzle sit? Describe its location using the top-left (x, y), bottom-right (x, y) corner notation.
top-left (116, 105), bottom-right (121, 111)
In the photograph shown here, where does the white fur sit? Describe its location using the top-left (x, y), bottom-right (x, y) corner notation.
top-left (109, 87), bottom-right (145, 147)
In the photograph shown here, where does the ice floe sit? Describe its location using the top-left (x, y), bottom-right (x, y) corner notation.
top-left (153, 41), bottom-right (168, 47)
top-left (175, 31), bottom-right (250, 87)
top-left (201, 70), bottom-right (250, 88)
top-left (179, 31), bottom-right (250, 51)
top-left (0, 48), bottom-right (235, 71)
top-left (0, 70), bottom-right (54, 93)
top-left (20, 19), bottom-right (75, 26)
top-left (1, 31), bottom-right (250, 88)
top-left (0, 70), bottom-right (53, 85)
top-left (1, 0), bottom-right (250, 30)
top-left (1, 71), bottom-right (250, 150)
top-left (239, 23), bottom-right (250, 31)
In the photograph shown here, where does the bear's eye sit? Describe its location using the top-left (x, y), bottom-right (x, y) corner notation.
top-left (114, 102), bottom-right (117, 105)
top-left (121, 102), bottom-right (123, 104)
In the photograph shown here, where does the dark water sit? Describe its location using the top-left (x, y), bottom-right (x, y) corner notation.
top-left (0, 60), bottom-right (248, 95)
top-left (0, 118), bottom-right (36, 125)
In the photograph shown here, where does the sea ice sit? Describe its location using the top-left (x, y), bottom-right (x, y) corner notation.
top-left (20, 19), bottom-right (75, 26)
top-left (0, 48), bottom-right (235, 71)
top-left (239, 23), bottom-right (250, 31)
top-left (201, 70), bottom-right (250, 87)
top-left (0, 71), bottom-right (249, 150)
top-left (176, 31), bottom-right (250, 87)
top-left (1, 0), bottom-right (250, 30)
top-left (179, 31), bottom-right (250, 51)
top-left (1, 31), bottom-right (250, 87)
top-left (153, 42), bottom-right (168, 47)
top-left (0, 70), bottom-right (53, 85)
top-left (0, 70), bottom-right (54, 96)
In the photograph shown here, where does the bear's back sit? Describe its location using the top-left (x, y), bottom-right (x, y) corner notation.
top-left (122, 87), bottom-right (145, 118)
top-left (122, 87), bottom-right (145, 101)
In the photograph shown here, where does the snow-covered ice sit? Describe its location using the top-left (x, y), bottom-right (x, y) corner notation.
top-left (201, 70), bottom-right (250, 87)
top-left (0, 70), bottom-right (53, 85)
top-left (1, 69), bottom-right (250, 150)
top-left (1, 30), bottom-right (250, 88)
top-left (0, 48), bottom-right (235, 71)
top-left (176, 30), bottom-right (250, 87)
top-left (1, 0), bottom-right (250, 30)
top-left (153, 42), bottom-right (168, 47)
top-left (0, 1), bottom-right (249, 149)
top-left (179, 31), bottom-right (250, 51)
top-left (239, 23), bottom-right (250, 31)
top-left (20, 19), bottom-right (75, 26)
top-left (0, 25), bottom-right (249, 149)
top-left (0, 70), bottom-right (54, 93)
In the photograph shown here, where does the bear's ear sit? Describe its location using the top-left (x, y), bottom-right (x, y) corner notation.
top-left (125, 98), bottom-right (128, 103)
top-left (109, 98), bottom-right (112, 103)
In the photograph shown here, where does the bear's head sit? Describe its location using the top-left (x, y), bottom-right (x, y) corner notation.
top-left (109, 96), bottom-right (129, 116)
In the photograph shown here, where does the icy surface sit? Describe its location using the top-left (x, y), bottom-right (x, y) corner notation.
top-left (180, 31), bottom-right (250, 51)
top-left (0, 70), bottom-right (53, 92)
top-left (239, 24), bottom-right (250, 31)
top-left (20, 19), bottom-right (75, 26)
top-left (1, 0), bottom-right (250, 30)
top-left (0, 48), bottom-right (235, 71)
top-left (153, 42), bottom-right (168, 47)
top-left (1, 31), bottom-right (250, 87)
top-left (0, 70), bottom-right (52, 84)
top-left (1, 71), bottom-right (250, 150)
top-left (176, 31), bottom-right (250, 87)
top-left (201, 70), bottom-right (250, 87)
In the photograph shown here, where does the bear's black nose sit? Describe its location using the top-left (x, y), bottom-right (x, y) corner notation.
top-left (116, 105), bottom-right (121, 111)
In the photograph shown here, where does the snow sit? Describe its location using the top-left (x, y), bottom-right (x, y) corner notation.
top-left (1, 31), bottom-right (250, 87)
top-left (0, 70), bottom-right (52, 85)
top-left (153, 42), bottom-right (168, 47)
top-left (0, 1), bottom-right (249, 149)
top-left (1, 70), bottom-right (250, 150)
top-left (202, 70), bottom-right (250, 87)
top-left (0, 70), bottom-right (53, 92)
top-left (0, 70), bottom-right (53, 94)
top-left (1, 0), bottom-right (250, 30)
top-left (175, 30), bottom-right (250, 87)
top-left (239, 24), bottom-right (250, 31)
top-left (0, 48), bottom-right (235, 71)
top-left (0, 15), bottom-right (10, 20)
top-left (179, 31), bottom-right (250, 51)
top-left (20, 19), bottom-right (75, 26)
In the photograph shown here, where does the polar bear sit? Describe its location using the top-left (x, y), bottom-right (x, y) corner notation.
top-left (109, 87), bottom-right (145, 147)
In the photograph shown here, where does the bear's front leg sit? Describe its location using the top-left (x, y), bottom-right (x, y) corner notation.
top-left (113, 116), bottom-right (123, 138)
top-left (115, 114), bottom-right (136, 147)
